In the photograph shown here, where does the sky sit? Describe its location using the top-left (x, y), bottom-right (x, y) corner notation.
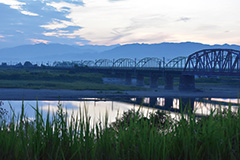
top-left (0, 0), bottom-right (240, 48)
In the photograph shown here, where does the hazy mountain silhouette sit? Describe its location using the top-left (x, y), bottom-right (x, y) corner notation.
top-left (0, 42), bottom-right (240, 62)
top-left (99, 42), bottom-right (240, 60)
top-left (0, 43), bottom-right (118, 62)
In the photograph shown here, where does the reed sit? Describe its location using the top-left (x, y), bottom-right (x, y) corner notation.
top-left (0, 102), bottom-right (239, 159)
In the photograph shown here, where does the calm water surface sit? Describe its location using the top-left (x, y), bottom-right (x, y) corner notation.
top-left (1, 97), bottom-right (239, 123)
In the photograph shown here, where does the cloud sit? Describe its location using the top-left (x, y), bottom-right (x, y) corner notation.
top-left (0, 1), bottom-right (87, 48)
top-left (46, 1), bottom-right (79, 12)
top-left (43, 0), bottom-right (83, 5)
top-left (0, 0), bottom-right (25, 10)
top-left (75, 41), bottom-right (84, 46)
top-left (1, 0), bottom-right (240, 48)
top-left (177, 17), bottom-right (191, 22)
top-left (46, 0), bottom-right (240, 45)
top-left (109, 0), bottom-right (126, 1)
top-left (21, 10), bottom-right (39, 16)
top-left (43, 30), bottom-right (76, 39)
top-left (30, 39), bottom-right (50, 44)
top-left (0, 0), bottom-right (39, 16)
top-left (46, 0), bottom-right (176, 45)
top-left (41, 19), bottom-right (79, 30)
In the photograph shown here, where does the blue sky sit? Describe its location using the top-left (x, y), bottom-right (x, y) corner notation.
top-left (0, 0), bottom-right (240, 48)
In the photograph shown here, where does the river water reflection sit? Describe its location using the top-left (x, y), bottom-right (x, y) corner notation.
top-left (1, 97), bottom-right (239, 123)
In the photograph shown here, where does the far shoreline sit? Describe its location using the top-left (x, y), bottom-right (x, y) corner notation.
top-left (0, 84), bottom-right (239, 100)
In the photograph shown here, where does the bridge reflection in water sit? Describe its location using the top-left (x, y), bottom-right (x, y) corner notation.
top-left (98, 97), bottom-right (240, 117)
top-left (1, 98), bottom-right (239, 126)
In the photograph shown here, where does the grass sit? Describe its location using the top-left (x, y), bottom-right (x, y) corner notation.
top-left (196, 77), bottom-right (240, 86)
top-left (173, 77), bottom-right (240, 87)
top-left (0, 67), bottom-right (142, 91)
top-left (0, 102), bottom-right (240, 159)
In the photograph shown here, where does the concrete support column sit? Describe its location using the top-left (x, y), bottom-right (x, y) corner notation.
top-left (165, 98), bottom-right (173, 107)
top-left (179, 75), bottom-right (195, 91)
top-left (164, 74), bottom-right (174, 90)
top-left (150, 74), bottom-right (158, 88)
top-left (136, 74), bottom-right (144, 86)
top-left (125, 73), bottom-right (132, 85)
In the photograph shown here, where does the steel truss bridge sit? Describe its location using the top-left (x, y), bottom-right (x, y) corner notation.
top-left (54, 49), bottom-right (240, 76)
top-left (54, 55), bottom-right (187, 70)
top-left (54, 49), bottom-right (240, 90)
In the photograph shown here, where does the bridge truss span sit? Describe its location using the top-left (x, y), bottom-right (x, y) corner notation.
top-left (113, 58), bottom-right (136, 68)
top-left (136, 57), bottom-right (164, 68)
top-left (95, 59), bottom-right (113, 67)
top-left (184, 49), bottom-right (240, 76)
top-left (82, 60), bottom-right (95, 67)
top-left (166, 56), bottom-right (187, 69)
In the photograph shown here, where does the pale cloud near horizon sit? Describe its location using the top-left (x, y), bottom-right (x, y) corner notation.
top-left (0, 0), bottom-right (240, 47)
top-left (45, 0), bottom-right (240, 45)
top-left (29, 39), bottom-right (50, 44)
top-left (41, 19), bottom-right (78, 30)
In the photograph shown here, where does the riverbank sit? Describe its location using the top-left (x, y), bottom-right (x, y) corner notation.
top-left (0, 84), bottom-right (239, 100)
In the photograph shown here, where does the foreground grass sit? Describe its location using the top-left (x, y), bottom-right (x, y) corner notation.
top-left (0, 103), bottom-right (240, 160)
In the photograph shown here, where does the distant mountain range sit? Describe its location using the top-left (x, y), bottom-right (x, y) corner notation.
top-left (0, 43), bottom-right (118, 62)
top-left (0, 42), bottom-right (240, 63)
top-left (100, 42), bottom-right (240, 61)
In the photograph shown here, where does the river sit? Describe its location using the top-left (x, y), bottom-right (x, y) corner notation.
top-left (0, 97), bottom-right (239, 124)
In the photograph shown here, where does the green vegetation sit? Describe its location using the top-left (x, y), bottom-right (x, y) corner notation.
top-left (1, 67), bottom-right (239, 91)
top-left (0, 102), bottom-right (240, 159)
top-left (143, 77), bottom-right (165, 86)
top-left (0, 67), bottom-right (142, 90)
top-left (196, 77), bottom-right (240, 85)
top-left (173, 76), bottom-right (240, 86)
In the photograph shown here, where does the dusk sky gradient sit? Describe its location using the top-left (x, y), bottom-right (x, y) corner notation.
top-left (0, 0), bottom-right (240, 48)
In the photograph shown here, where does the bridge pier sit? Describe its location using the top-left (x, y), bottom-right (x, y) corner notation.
top-left (136, 74), bottom-right (144, 86)
top-left (125, 73), bottom-right (132, 85)
top-left (164, 74), bottom-right (174, 90)
top-left (179, 75), bottom-right (195, 91)
top-left (150, 74), bottom-right (158, 88)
